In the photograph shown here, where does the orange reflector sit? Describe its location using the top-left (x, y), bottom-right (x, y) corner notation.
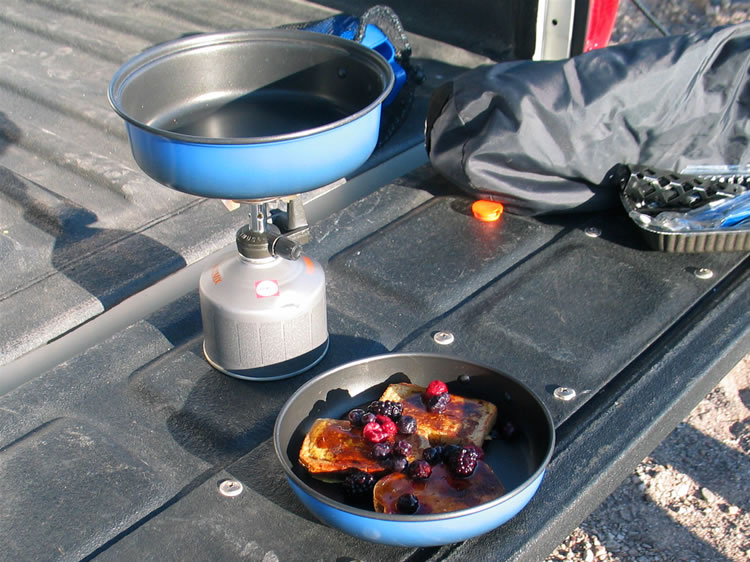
top-left (471, 200), bottom-right (504, 222)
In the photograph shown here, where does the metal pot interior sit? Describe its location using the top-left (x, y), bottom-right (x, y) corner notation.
top-left (109, 30), bottom-right (394, 143)
top-left (275, 353), bottom-right (554, 518)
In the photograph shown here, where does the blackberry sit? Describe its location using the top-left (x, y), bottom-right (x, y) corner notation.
top-left (390, 455), bottom-right (408, 473)
top-left (396, 493), bottom-right (420, 514)
top-left (343, 470), bottom-right (376, 499)
top-left (425, 392), bottom-right (450, 413)
top-left (393, 439), bottom-right (412, 458)
top-left (347, 408), bottom-right (366, 427)
top-left (406, 459), bottom-right (432, 480)
top-left (422, 446), bottom-right (444, 465)
top-left (367, 400), bottom-right (403, 420)
top-left (396, 415), bottom-right (417, 435)
top-left (447, 446), bottom-right (479, 478)
top-left (442, 444), bottom-right (461, 462)
top-left (371, 442), bottom-right (392, 459)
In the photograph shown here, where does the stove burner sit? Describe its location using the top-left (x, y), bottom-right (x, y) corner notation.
top-left (199, 200), bottom-right (328, 380)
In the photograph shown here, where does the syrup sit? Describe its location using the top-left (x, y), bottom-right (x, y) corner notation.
top-left (373, 461), bottom-right (505, 514)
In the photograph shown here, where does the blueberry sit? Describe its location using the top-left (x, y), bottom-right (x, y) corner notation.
top-left (393, 439), bottom-right (412, 458)
top-left (360, 412), bottom-right (377, 426)
top-left (347, 408), bottom-right (366, 426)
top-left (499, 419), bottom-right (518, 440)
top-left (422, 446), bottom-right (444, 465)
top-left (371, 442), bottom-right (392, 459)
top-left (406, 459), bottom-right (432, 480)
top-left (390, 455), bottom-right (408, 473)
top-left (396, 415), bottom-right (417, 435)
top-left (397, 493), bottom-right (420, 514)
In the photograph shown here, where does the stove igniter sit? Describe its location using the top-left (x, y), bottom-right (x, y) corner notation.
top-left (199, 203), bottom-right (328, 380)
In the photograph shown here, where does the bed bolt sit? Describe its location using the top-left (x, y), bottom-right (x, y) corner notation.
top-left (584, 226), bottom-right (601, 238)
top-left (218, 479), bottom-right (243, 497)
top-left (553, 386), bottom-right (576, 401)
top-left (694, 267), bottom-right (714, 279)
top-left (433, 331), bottom-right (455, 345)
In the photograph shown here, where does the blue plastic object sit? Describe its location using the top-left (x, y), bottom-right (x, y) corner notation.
top-left (300, 15), bottom-right (407, 106)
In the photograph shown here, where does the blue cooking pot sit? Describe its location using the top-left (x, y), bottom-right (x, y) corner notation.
top-left (108, 30), bottom-right (394, 199)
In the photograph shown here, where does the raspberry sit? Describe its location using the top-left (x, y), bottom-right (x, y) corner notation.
top-left (367, 400), bottom-right (402, 420)
top-left (425, 392), bottom-right (450, 413)
top-left (396, 415), bottom-right (417, 435)
top-left (447, 446), bottom-right (479, 478)
top-left (406, 459), bottom-right (432, 480)
top-left (393, 439), bottom-right (412, 458)
top-left (343, 469), bottom-right (376, 499)
top-left (362, 421), bottom-right (388, 443)
top-left (347, 408), bottom-right (366, 426)
top-left (422, 446), bottom-right (444, 465)
top-left (371, 442), bottom-right (392, 459)
top-left (397, 493), bottom-right (420, 514)
top-left (424, 380), bottom-right (449, 399)
top-left (375, 415), bottom-right (398, 436)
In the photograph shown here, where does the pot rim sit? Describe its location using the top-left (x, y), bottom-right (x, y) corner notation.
top-left (108, 29), bottom-right (395, 145)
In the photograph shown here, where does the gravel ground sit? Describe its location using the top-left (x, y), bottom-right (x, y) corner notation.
top-left (546, 2), bottom-right (750, 560)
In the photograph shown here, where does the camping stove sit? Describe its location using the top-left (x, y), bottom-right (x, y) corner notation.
top-left (199, 200), bottom-right (328, 380)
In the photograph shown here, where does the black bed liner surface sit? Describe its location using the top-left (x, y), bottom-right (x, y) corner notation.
top-left (0, 1), bottom-right (748, 561)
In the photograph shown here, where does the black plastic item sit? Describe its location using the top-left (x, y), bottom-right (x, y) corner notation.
top-left (425, 23), bottom-right (750, 216)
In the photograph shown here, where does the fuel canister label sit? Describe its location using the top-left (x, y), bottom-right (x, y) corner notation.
top-left (255, 279), bottom-right (279, 298)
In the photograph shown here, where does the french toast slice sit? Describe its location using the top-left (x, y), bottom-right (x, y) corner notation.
top-left (378, 383), bottom-right (497, 448)
top-left (298, 418), bottom-right (429, 482)
top-left (373, 461), bottom-right (505, 514)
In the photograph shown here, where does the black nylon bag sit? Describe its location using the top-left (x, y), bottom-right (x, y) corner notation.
top-left (425, 23), bottom-right (750, 216)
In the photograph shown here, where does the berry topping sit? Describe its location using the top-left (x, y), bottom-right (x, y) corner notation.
top-left (343, 469), bottom-right (376, 499)
top-left (371, 442), bottom-right (392, 459)
top-left (406, 459), bottom-right (432, 480)
top-left (396, 493), bottom-right (420, 514)
top-left (347, 408), bottom-right (366, 426)
top-left (446, 446), bottom-right (479, 478)
top-left (367, 400), bottom-right (403, 420)
top-left (362, 421), bottom-right (389, 443)
top-left (424, 380), bottom-right (449, 399)
top-left (396, 415), bottom-right (417, 435)
top-left (393, 439), bottom-right (412, 458)
top-left (390, 455), bottom-right (408, 473)
top-left (464, 444), bottom-right (485, 460)
top-left (375, 415), bottom-right (398, 436)
top-left (425, 391), bottom-right (450, 413)
top-left (360, 412), bottom-right (377, 426)
top-left (499, 419), bottom-right (518, 440)
top-left (422, 446), bottom-right (444, 465)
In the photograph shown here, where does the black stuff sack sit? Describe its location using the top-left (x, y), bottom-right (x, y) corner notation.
top-left (425, 23), bottom-right (750, 216)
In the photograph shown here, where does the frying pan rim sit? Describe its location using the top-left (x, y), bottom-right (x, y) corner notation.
top-left (107, 29), bottom-right (395, 145)
top-left (273, 351), bottom-right (555, 522)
